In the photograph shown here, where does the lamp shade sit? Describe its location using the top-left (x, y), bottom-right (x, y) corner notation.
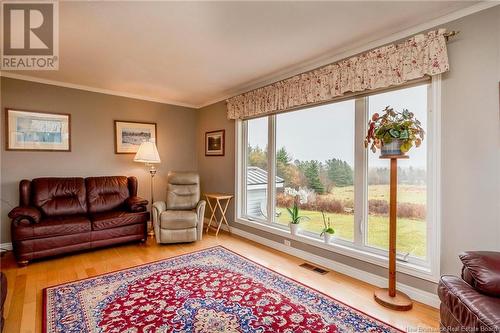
top-left (134, 141), bottom-right (161, 164)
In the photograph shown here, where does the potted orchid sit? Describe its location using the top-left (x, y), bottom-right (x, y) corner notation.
top-left (286, 203), bottom-right (309, 236)
top-left (284, 187), bottom-right (311, 235)
top-left (320, 211), bottom-right (335, 243)
top-left (364, 106), bottom-right (424, 156)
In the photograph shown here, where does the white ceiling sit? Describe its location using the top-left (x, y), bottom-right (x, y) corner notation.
top-left (4, 1), bottom-right (488, 108)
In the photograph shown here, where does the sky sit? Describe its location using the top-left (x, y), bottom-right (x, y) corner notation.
top-left (248, 84), bottom-right (428, 169)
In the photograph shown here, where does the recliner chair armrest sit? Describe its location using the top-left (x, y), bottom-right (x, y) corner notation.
top-left (152, 201), bottom-right (166, 215)
top-left (152, 201), bottom-right (166, 224)
top-left (125, 196), bottom-right (148, 212)
top-left (196, 200), bottom-right (206, 240)
top-left (8, 206), bottom-right (41, 226)
top-left (151, 201), bottom-right (166, 243)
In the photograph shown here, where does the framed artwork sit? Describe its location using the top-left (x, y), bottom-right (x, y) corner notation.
top-left (205, 129), bottom-right (225, 156)
top-left (114, 120), bottom-right (157, 154)
top-left (5, 108), bottom-right (71, 151)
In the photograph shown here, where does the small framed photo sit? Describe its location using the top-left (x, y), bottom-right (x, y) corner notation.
top-left (115, 120), bottom-right (157, 154)
top-left (205, 129), bottom-right (225, 156)
top-left (5, 108), bottom-right (71, 151)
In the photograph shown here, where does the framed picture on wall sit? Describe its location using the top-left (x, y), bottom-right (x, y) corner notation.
top-left (115, 120), bottom-right (157, 154)
top-left (205, 129), bottom-right (225, 156)
top-left (5, 108), bottom-right (71, 151)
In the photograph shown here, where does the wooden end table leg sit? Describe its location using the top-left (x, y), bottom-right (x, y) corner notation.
top-left (215, 199), bottom-right (225, 236)
top-left (214, 198), bottom-right (231, 236)
top-left (219, 198), bottom-right (231, 234)
top-left (205, 197), bottom-right (216, 233)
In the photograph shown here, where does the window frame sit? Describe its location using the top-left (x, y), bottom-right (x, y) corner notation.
top-left (235, 76), bottom-right (441, 282)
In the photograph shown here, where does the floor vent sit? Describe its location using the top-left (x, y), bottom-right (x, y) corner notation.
top-left (299, 263), bottom-right (329, 275)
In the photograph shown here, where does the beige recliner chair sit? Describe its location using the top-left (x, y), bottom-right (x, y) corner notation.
top-left (152, 172), bottom-right (206, 244)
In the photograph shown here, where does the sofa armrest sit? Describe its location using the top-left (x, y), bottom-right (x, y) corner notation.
top-left (125, 196), bottom-right (148, 212)
top-left (196, 200), bottom-right (206, 241)
top-left (438, 275), bottom-right (500, 332)
top-left (8, 206), bottom-right (41, 226)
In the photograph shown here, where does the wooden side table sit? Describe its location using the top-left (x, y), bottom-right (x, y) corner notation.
top-left (204, 193), bottom-right (233, 236)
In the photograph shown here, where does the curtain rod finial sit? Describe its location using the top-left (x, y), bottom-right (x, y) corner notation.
top-left (444, 30), bottom-right (460, 41)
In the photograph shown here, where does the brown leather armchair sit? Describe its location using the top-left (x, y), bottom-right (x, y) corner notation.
top-left (8, 176), bottom-right (149, 265)
top-left (152, 172), bottom-right (206, 244)
top-left (438, 251), bottom-right (500, 333)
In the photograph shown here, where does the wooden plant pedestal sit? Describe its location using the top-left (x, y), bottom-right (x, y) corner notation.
top-left (373, 155), bottom-right (413, 311)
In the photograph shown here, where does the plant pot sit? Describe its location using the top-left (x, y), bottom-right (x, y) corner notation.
top-left (289, 223), bottom-right (300, 236)
top-left (323, 233), bottom-right (334, 244)
top-left (381, 139), bottom-right (404, 157)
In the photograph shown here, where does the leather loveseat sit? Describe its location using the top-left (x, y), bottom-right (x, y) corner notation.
top-left (438, 251), bottom-right (500, 333)
top-left (8, 176), bottom-right (149, 265)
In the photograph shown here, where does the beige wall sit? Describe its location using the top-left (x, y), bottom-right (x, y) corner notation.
top-left (0, 77), bottom-right (198, 243)
top-left (196, 101), bottom-right (236, 220)
top-left (196, 6), bottom-right (500, 291)
top-left (439, 6), bottom-right (500, 275)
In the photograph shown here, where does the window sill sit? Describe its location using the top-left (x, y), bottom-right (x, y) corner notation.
top-left (235, 217), bottom-right (439, 283)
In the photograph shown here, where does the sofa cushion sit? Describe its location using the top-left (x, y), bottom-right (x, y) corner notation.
top-left (31, 178), bottom-right (87, 217)
top-left (460, 251), bottom-right (500, 297)
top-left (13, 215), bottom-right (91, 241)
top-left (90, 210), bottom-right (149, 231)
top-left (86, 176), bottom-right (130, 214)
top-left (160, 210), bottom-right (197, 229)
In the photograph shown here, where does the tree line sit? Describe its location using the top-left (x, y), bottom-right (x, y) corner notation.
top-left (248, 145), bottom-right (425, 194)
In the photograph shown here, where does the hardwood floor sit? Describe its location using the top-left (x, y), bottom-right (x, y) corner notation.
top-left (0, 231), bottom-right (439, 332)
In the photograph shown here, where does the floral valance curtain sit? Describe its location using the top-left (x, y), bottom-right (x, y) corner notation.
top-left (227, 29), bottom-right (449, 120)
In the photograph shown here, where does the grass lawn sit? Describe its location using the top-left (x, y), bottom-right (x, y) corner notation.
top-left (276, 209), bottom-right (427, 258)
top-left (329, 184), bottom-right (427, 205)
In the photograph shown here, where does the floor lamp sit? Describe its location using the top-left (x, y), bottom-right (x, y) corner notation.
top-left (134, 140), bottom-right (161, 236)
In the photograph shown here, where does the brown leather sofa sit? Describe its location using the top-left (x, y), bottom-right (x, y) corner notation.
top-left (8, 176), bottom-right (149, 265)
top-left (438, 251), bottom-right (500, 333)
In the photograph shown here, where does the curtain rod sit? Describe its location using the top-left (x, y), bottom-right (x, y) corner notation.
top-left (229, 30), bottom-right (458, 102)
top-left (444, 30), bottom-right (460, 41)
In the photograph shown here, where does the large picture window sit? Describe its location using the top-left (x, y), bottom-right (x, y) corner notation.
top-left (236, 80), bottom-right (440, 278)
top-left (274, 101), bottom-right (355, 241)
top-left (366, 86), bottom-right (428, 259)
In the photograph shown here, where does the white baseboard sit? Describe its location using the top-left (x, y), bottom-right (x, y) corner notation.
top-left (226, 225), bottom-right (439, 308)
top-left (0, 242), bottom-right (13, 251)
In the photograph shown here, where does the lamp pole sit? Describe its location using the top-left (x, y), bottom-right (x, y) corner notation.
top-left (134, 140), bottom-right (161, 238)
top-left (148, 163), bottom-right (157, 237)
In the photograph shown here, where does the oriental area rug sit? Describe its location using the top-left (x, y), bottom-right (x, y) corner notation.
top-left (43, 246), bottom-right (403, 332)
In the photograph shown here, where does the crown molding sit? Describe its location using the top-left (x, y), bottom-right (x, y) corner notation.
top-left (1, 1), bottom-right (498, 110)
top-left (0, 72), bottom-right (200, 109)
top-left (197, 1), bottom-right (500, 109)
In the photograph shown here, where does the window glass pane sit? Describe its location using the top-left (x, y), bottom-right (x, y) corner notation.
top-left (367, 85), bottom-right (428, 259)
top-left (245, 117), bottom-right (268, 220)
top-left (275, 101), bottom-right (355, 240)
